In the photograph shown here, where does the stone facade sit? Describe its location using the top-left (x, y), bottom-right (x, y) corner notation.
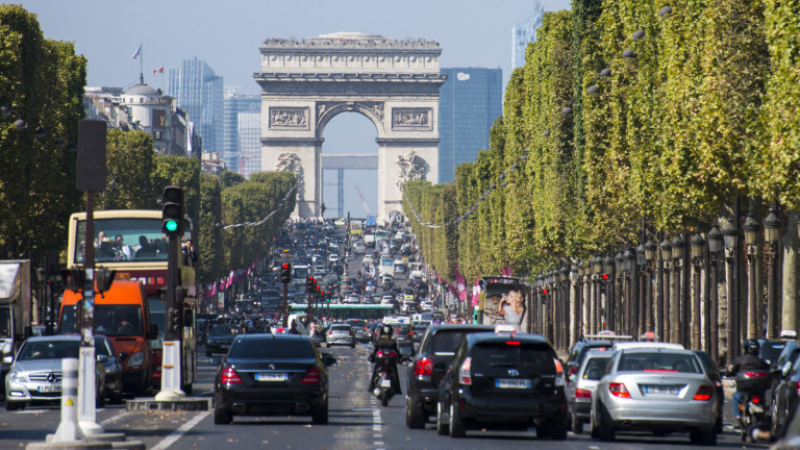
top-left (254, 32), bottom-right (445, 222)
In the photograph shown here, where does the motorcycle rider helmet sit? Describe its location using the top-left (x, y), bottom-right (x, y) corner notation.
top-left (744, 338), bottom-right (760, 356)
top-left (380, 324), bottom-right (394, 338)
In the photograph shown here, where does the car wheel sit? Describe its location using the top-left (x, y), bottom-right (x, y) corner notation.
top-left (690, 429), bottom-right (717, 446)
top-left (96, 392), bottom-right (105, 408)
top-left (772, 399), bottom-right (783, 438)
top-left (350, 343), bottom-right (356, 349)
top-left (550, 420), bottom-right (568, 441)
top-left (449, 402), bottom-right (465, 438)
top-left (436, 402), bottom-right (448, 435)
top-left (571, 409), bottom-right (583, 434)
top-left (380, 391), bottom-right (389, 407)
top-left (5, 401), bottom-right (24, 411)
top-left (597, 403), bottom-right (615, 442)
top-left (589, 406), bottom-right (600, 439)
top-left (406, 396), bottom-right (425, 429)
top-left (213, 404), bottom-right (233, 424)
top-left (311, 401), bottom-right (329, 425)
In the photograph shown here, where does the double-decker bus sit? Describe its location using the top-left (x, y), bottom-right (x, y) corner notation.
top-left (64, 210), bottom-right (197, 394)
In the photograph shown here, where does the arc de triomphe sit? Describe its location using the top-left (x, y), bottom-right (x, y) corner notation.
top-left (254, 32), bottom-right (446, 221)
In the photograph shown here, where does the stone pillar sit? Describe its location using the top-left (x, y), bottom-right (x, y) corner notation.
top-left (783, 212), bottom-right (798, 335)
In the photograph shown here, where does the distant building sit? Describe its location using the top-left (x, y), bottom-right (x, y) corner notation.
top-left (83, 81), bottom-right (194, 156)
top-left (223, 88), bottom-right (261, 175)
top-left (168, 59), bottom-right (224, 154)
top-left (201, 152), bottom-right (227, 175)
top-left (437, 68), bottom-right (503, 183)
top-left (512, 1), bottom-right (545, 69)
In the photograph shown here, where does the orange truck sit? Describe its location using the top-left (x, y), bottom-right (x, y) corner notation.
top-left (59, 279), bottom-right (158, 395)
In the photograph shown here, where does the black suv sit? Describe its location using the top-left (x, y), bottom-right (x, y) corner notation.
top-left (405, 324), bottom-right (495, 429)
top-left (435, 332), bottom-right (567, 439)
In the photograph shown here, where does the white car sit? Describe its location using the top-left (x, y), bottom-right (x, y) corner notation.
top-left (328, 254), bottom-right (339, 263)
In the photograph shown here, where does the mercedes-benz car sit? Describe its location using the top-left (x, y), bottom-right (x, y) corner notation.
top-left (206, 324), bottom-right (242, 357)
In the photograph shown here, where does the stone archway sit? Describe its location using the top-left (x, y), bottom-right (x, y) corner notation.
top-left (254, 32), bottom-right (446, 222)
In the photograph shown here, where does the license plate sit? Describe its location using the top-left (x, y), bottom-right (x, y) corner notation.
top-left (496, 378), bottom-right (531, 389)
top-left (380, 379), bottom-right (392, 388)
top-left (255, 373), bottom-right (288, 382)
top-left (643, 385), bottom-right (679, 395)
top-left (38, 385), bottom-right (60, 393)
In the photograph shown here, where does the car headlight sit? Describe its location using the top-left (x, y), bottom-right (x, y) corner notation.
top-left (125, 352), bottom-right (144, 369)
top-left (104, 364), bottom-right (116, 374)
top-left (8, 371), bottom-right (27, 383)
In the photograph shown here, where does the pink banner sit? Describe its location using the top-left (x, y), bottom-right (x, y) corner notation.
top-left (471, 279), bottom-right (480, 307)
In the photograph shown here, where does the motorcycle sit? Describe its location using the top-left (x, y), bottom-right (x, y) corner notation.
top-left (372, 347), bottom-right (399, 407)
top-left (735, 370), bottom-right (771, 443)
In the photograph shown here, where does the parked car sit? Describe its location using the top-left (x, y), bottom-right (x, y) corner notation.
top-left (405, 324), bottom-right (494, 429)
top-left (206, 324), bottom-right (242, 357)
top-left (435, 331), bottom-right (567, 439)
top-left (213, 333), bottom-right (337, 424)
top-left (769, 343), bottom-right (800, 437)
top-left (566, 351), bottom-right (611, 434)
top-left (5, 335), bottom-right (107, 411)
top-left (325, 324), bottom-right (356, 348)
top-left (589, 347), bottom-right (717, 445)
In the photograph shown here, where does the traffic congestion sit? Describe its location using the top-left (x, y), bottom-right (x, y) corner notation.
top-left (3, 217), bottom-right (798, 449)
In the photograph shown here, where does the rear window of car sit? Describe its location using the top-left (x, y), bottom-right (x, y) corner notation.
top-left (761, 341), bottom-right (788, 366)
top-left (229, 337), bottom-right (315, 359)
top-left (471, 343), bottom-right (555, 374)
top-left (618, 352), bottom-right (702, 374)
top-left (432, 330), bottom-right (481, 356)
top-left (331, 325), bottom-right (351, 332)
top-left (348, 320), bottom-right (367, 328)
top-left (581, 356), bottom-right (611, 380)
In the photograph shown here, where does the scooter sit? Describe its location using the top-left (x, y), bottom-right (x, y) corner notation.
top-left (736, 371), bottom-right (771, 443)
top-left (372, 348), bottom-right (398, 407)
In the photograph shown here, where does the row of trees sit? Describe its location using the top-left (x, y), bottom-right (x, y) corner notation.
top-left (0, 5), bottom-right (295, 284)
top-left (407, 0), bottom-right (799, 285)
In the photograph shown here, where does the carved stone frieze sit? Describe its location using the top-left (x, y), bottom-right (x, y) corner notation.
top-left (275, 152), bottom-right (305, 199)
top-left (316, 101), bottom-right (384, 126)
top-left (269, 107), bottom-right (309, 129)
top-left (395, 151), bottom-right (429, 189)
top-left (392, 108), bottom-right (432, 131)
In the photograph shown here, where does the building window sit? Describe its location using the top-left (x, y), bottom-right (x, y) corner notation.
top-left (154, 130), bottom-right (163, 140)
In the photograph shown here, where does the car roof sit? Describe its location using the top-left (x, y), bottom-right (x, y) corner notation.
top-left (612, 342), bottom-right (685, 351)
top-left (617, 347), bottom-right (696, 356)
top-left (465, 332), bottom-right (551, 347)
top-left (428, 324), bottom-right (495, 335)
top-left (26, 335), bottom-right (82, 342)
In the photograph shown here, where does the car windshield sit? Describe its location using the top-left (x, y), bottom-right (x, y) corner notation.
top-left (432, 330), bottom-right (477, 356)
top-left (210, 325), bottom-right (241, 336)
top-left (228, 337), bottom-right (315, 359)
top-left (18, 340), bottom-right (80, 361)
top-left (581, 357), bottom-right (611, 380)
top-left (618, 352), bottom-right (702, 373)
top-left (331, 325), bottom-right (351, 332)
top-left (60, 304), bottom-right (143, 337)
top-left (761, 341), bottom-right (788, 366)
top-left (471, 343), bottom-right (553, 374)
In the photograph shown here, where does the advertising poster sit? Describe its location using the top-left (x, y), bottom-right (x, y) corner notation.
top-left (481, 277), bottom-right (528, 332)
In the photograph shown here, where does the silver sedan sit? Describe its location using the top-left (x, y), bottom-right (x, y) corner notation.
top-left (590, 347), bottom-right (718, 445)
top-left (325, 324), bottom-right (356, 348)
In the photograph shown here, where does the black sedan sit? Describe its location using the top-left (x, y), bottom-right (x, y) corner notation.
top-left (205, 324), bottom-right (242, 357)
top-left (213, 333), bottom-right (336, 425)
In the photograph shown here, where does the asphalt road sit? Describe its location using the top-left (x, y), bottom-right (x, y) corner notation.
top-left (1, 341), bottom-right (772, 450)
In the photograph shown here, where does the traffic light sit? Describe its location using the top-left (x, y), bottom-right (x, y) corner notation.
top-left (95, 268), bottom-right (117, 294)
top-left (169, 307), bottom-right (181, 331)
top-left (306, 276), bottom-right (316, 293)
top-left (161, 185), bottom-right (184, 236)
top-left (337, 274), bottom-right (342, 284)
top-left (280, 263), bottom-right (292, 284)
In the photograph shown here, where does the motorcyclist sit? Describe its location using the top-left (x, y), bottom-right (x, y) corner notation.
top-left (728, 338), bottom-right (769, 429)
top-left (368, 324), bottom-right (402, 395)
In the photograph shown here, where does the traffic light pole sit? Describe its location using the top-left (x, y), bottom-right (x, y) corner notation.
top-left (156, 233), bottom-right (185, 401)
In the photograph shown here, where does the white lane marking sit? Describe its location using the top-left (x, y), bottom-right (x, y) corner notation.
top-left (150, 411), bottom-right (210, 450)
top-left (15, 409), bottom-right (49, 414)
top-left (100, 410), bottom-right (132, 426)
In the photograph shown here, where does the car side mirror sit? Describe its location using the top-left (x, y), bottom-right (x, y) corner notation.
top-left (782, 361), bottom-right (792, 378)
top-left (3, 355), bottom-right (14, 364)
top-left (119, 352), bottom-right (129, 362)
top-left (97, 355), bottom-right (109, 363)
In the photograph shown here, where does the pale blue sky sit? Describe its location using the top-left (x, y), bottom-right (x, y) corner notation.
top-left (18, 0), bottom-right (571, 216)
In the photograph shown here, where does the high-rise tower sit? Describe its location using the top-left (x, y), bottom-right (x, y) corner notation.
top-left (168, 59), bottom-right (224, 154)
top-left (512, 0), bottom-right (545, 69)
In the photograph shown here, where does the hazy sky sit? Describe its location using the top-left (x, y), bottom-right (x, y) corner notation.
top-left (19, 0), bottom-right (571, 217)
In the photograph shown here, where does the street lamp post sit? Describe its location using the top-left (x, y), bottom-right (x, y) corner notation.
top-left (744, 206), bottom-right (761, 339)
top-left (660, 238), bottom-right (672, 342)
top-left (560, 265), bottom-right (570, 350)
top-left (644, 240), bottom-right (657, 333)
top-left (691, 232), bottom-right (704, 350)
top-left (572, 263), bottom-right (581, 345)
top-left (592, 256), bottom-right (603, 334)
top-left (672, 233), bottom-right (685, 345)
top-left (636, 244), bottom-right (646, 337)
top-left (582, 259), bottom-right (591, 337)
top-left (723, 221), bottom-right (739, 365)
top-left (763, 207), bottom-right (781, 339)
top-left (625, 248), bottom-right (636, 337)
top-left (707, 225), bottom-right (723, 362)
top-left (616, 252), bottom-right (625, 334)
top-left (603, 255), bottom-right (615, 331)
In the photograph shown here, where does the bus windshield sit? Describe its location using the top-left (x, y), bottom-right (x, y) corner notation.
top-left (60, 304), bottom-right (144, 337)
top-left (74, 217), bottom-right (167, 263)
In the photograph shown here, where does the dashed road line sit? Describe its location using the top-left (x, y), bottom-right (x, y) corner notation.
top-left (150, 411), bottom-right (210, 450)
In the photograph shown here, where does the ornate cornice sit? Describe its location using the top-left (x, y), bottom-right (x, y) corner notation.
top-left (376, 138), bottom-right (440, 147)
top-left (254, 72), bottom-right (447, 83)
top-left (261, 137), bottom-right (324, 146)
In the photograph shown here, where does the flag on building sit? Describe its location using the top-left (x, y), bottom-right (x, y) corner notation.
top-left (153, 66), bottom-right (164, 74)
top-left (131, 44), bottom-right (142, 60)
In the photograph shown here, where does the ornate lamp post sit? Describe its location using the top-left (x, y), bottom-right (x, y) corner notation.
top-left (625, 248), bottom-right (636, 337)
top-left (723, 221), bottom-right (740, 364)
top-left (690, 232), bottom-right (705, 350)
top-left (582, 259), bottom-right (591, 337)
top-left (535, 275), bottom-right (544, 335)
top-left (603, 255), bottom-right (615, 331)
top-left (592, 256), bottom-right (603, 334)
top-left (644, 240), bottom-right (657, 333)
top-left (616, 251), bottom-right (625, 334)
top-left (763, 207), bottom-right (780, 339)
top-left (560, 265), bottom-right (570, 349)
top-left (636, 244), bottom-right (646, 336)
top-left (672, 233), bottom-right (685, 345)
top-left (571, 263), bottom-right (581, 345)
top-left (660, 237), bottom-right (672, 341)
top-left (707, 225), bottom-right (723, 362)
top-left (743, 207), bottom-right (761, 339)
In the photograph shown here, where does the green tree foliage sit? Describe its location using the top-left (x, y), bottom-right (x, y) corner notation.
top-left (95, 130), bottom-right (157, 210)
top-left (197, 173), bottom-right (223, 282)
top-left (218, 171), bottom-right (245, 188)
top-left (0, 5), bottom-right (85, 259)
top-left (153, 154), bottom-right (201, 225)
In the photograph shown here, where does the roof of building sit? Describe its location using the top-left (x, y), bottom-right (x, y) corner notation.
top-left (124, 83), bottom-right (159, 97)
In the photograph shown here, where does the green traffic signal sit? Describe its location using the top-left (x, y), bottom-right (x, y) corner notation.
top-left (164, 219), bottom-right (179, 232)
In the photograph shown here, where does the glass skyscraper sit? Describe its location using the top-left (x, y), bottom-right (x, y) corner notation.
top-left (168, 58), bottom-right (224, 154)
top-left (223, 88), bottom-right (261, 174)
top-left (438, 68), bottom-right (503, 183)
top-left (512, 0), bottom-right (545, 69)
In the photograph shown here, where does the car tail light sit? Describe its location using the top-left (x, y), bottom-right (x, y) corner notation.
top-left (506, 341), bottom-right (521, 346)
top-left (221, 366), bottom-right (242, 385)
top-left (575, 388), bottom-right (592, 398)
top-left (751, 394), bottom-right (762, 404)
top-left (744, 371), bottom-right (768, 378)
top-left (459, 357), bottom-right (472, 385)
top-left (377, 350), bottom-right (384, 357)
top-left (693, 385), bottom-right (714, 401)
top-left (608, 382), bottom-right (631, 398)
top-left (414, 357), bottom-right (433, 376)
top-left (301, 367), bottom-right (321, 384)
top-left (328, 331), bottom-right (334, 335)
top-left (796, 380), bottom-right (800, 396)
